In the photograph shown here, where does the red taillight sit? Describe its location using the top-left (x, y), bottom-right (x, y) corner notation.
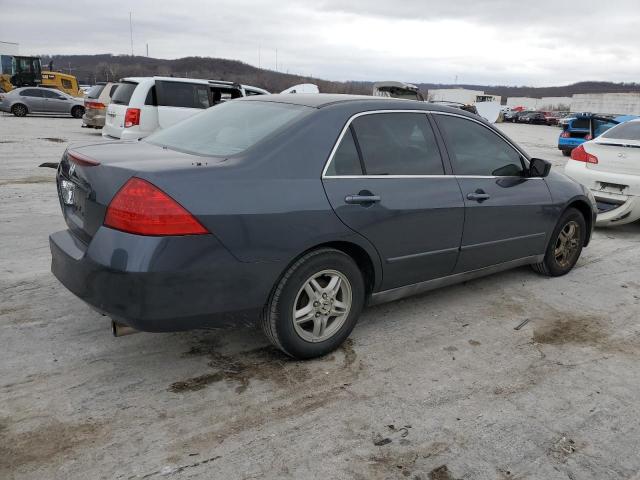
top-left (584, 134), bottom-right (593, 141)
top-left (124, 108), bottom-right (140, 128)
top-left (67, 150), bottom-right (100, 166)
top-left (560, 131), bottom-right (570, 138)
top-left (570, 144), bottom-right (598, 164)
top-left (104, 177), bottom-right (208, 236)
top-left (85, 101), bottom-right (105, 110)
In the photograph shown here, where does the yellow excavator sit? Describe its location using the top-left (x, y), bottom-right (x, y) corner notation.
top-left (0, 55), bottom-right (82, 97)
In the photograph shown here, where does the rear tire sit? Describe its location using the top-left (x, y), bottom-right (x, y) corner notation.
top-left (11, 103), bottom-right (27, 117)
top-left (261, 248), bottom-right (365, 359)
top-left (71, 106), bottom-right (84, 119)
top-left (532, 207), bottom-right (586, 277)
top-left (562, 149), bottom-right (571, 157)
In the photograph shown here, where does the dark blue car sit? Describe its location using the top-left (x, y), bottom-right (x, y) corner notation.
top-left (50, 94), bottom-right (596, 359)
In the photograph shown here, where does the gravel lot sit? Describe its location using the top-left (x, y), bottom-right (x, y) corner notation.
top-left (1, 113), bottom-right (639, 480)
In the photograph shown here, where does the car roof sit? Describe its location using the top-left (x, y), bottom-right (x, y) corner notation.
top-left (241, 93), bottom-right (478, 116)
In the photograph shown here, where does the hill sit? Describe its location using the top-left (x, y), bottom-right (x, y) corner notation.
top-left (41, 54), bottom-right (640, 100)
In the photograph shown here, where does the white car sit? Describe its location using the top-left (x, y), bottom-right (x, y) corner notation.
top-left (564, 119), bottom-right (640, 226)
top-left (103, 77), bottom-right (268, 140)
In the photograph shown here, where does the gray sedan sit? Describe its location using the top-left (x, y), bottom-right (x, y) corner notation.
top-left (49, 94), bottom-right (596, 359)
top-left (0, 87), bottom-right (85, 118)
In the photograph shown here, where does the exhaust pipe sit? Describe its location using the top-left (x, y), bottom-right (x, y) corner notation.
top-left (111, 321), bottom-right (139, 337)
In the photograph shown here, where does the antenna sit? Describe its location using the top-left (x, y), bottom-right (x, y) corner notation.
top-left (129, 12), bottom-right (133, 56)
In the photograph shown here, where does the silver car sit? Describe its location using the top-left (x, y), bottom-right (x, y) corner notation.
top-left (0, 87), bottom-right (85, 118)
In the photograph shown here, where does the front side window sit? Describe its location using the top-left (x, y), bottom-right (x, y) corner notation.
top-left (61, 78), bottom-right (73, 89)
top-left (325, 128), bottom-right (363, 176)
top-left (156, 81), bottom-right (211, 109)
top-left (436, 114), bottom-right (524, 177)
top-left (351, 113), bottom-right (444, 175)
top-left (42, 89), bottom-right (63, 99)
top-left (145, 100), bottom-right (310, 157)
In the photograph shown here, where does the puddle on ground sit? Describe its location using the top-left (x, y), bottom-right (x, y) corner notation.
top-left (38, 137), bottom-right (67, 143)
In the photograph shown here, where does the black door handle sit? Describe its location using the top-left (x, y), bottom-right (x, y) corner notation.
top-left (345, 194), bottom-right (381, 205)
top-left (466, 190), bottom-right (490, 201)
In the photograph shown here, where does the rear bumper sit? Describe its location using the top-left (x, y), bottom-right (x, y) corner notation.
top-left (564, 160), bottom-right (640, 226)
top-left (558, 137), bottom-right (584, 151)
top-left (50, 227), bottom-right (282, 331)
top-left (82, 110), bottom-right (105, 128)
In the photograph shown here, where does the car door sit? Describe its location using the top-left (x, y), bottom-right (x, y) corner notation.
top-left (322, 112), bottom-right (464, 290)
top-left (41, 89), bottom-right (70, 113)
top-left (432, 113), bottom-right (553, 272)
top-left (155, 80), bottom-right (211, 129)
top-left (18, 88), bottom-right (43, 112)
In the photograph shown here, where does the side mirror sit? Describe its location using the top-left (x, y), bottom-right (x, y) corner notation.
top-left (529, 158), bottom-right (551, 177)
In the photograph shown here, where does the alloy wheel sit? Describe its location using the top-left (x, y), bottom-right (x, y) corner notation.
top-left (554, 220), bottom-right (581, 269)
top-left (292, 269), bottom-right (352, 343)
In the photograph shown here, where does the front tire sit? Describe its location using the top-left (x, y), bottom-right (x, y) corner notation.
top-left (533, 208), bottom-right (586, 277)
top-left (11, 103), bottom-right (27, 117)
top-left (262, 248), bottom-right (365, 359)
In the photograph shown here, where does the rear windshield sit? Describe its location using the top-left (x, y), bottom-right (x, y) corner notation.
top-left (601, 121), bottom-right (640, 141)
top-left (86, 84), bottom-right (105, 99)
top-left (111, 82), bottom-right (138, 105)
top-left (145, 100), bottom-right (310, 157)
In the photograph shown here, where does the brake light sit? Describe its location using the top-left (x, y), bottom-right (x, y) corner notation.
top-left (570, 144), bottom-right (598, 164)
top-left (560, 131), bottom-right (570, 138)
top-left (104, 177), bottom-right (208, 236)
top-left (124, 108), bottom-right (140, 128)
top-left (67, 150), bottom-right (100, 166)
top-left (85, 101), bottom-right (106, 110)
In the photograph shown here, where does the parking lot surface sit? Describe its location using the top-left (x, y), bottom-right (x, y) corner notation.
top-left (1, 114), bottom-right (640, 480)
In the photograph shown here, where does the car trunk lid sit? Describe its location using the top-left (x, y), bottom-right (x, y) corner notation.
top-left (586, 139), bottom-right (640, 176)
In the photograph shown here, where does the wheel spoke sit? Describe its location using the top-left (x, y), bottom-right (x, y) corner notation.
top-left (294, 303), bottom-right (314, 323)
top-left (304, 279), bottom-right (321, 299)
top-left (313, 316), bottom-right (327, 337)
top-left (325, 275), bottom-right (342, 296)
top-left (331, 300), bottom-right (348, 316)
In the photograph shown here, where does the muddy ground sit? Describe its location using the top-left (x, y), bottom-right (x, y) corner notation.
top-left (1, 113), bottom-right (639, 480)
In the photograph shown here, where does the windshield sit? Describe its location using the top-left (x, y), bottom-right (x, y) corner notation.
top-left (601, 121), bottom-right (640, 141)
top-left (145, 100), bottom-right (311, 157)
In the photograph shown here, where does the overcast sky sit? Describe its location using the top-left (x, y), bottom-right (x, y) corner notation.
top-left (2, 0), bottom-right (639, 86)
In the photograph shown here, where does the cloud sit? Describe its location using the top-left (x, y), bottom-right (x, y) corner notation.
top-left (2, 0), bottom-right (639, 86)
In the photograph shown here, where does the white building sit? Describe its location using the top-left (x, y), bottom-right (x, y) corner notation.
top-left (506, 96), bottom-right (572, 110)
top-left (429, 88), bottom-right (501, 105)
top-left (0, 40), bottom-right (19, 56)
top-left (570, 93), bottom-right (640, 116)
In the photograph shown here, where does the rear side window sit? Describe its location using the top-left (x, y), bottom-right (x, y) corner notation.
top-left (601, 121), bottom-right (640, 140)
top-left (145, 100), bottom-right (310, 156)
top-left (325, 128), bottom-right (363, 176)
top-left (351, 113), bottom-right (444, 175)
top-left (437, 114), bottom-right (524, 177)
top-left (42, 89), bottom-right (63, 99)
top-left (86, 84), bottom-right (105, 99)
top-left (156, 81), bottom-right (211, 109)
top-left (111, 82), bottom-right (138, 105)
top-left (20, 89), bottom-right (43, 97)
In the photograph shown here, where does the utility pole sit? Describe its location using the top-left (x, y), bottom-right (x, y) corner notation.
top-left (275, 48), bottom-right (278, 71)
top-left (146, 43), bottom-right (149, 57)
top-left (258, 45), bottom-right (261, 69)
top-left (129, 12), bottom-right (134, 56)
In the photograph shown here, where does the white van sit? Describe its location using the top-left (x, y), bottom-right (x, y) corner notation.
top-left (103, 77), bottom-right (269, 140)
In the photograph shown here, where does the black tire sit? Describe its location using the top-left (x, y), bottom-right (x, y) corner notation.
top-left (261, 248), bottom-right (365, 359)
top-left (532, 207), bottom-right (586, 277)
top-left (11, 103), bottom-right (27, 117)
top-left (71, 106), bottom-right (85, 119)
top-left (562, 149), bottom-right (571, 157)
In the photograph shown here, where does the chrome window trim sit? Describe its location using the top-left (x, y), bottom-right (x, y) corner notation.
top-left (321, 109), bottom-right (532, 179)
